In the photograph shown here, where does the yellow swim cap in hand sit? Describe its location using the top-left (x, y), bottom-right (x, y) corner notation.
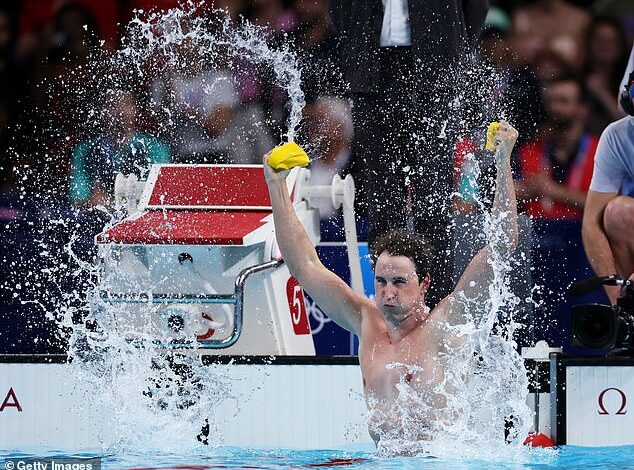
top-left (485, 122), bottom-right (500, 151)
top-left (268, 142), bottom-right (309, 171)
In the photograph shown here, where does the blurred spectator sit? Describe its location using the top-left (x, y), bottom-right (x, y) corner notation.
top-left (584, 17), bottom-right (629, 134)
top-left (17, 0), bottom-right (118, 63)
top-left (212, 0), bottom-right (247, 22)
top-left (304, 97), bottom-right (353, 219)
top-left (0, 8), bottom-right (26, 194)
top-left (516, 75), bottom-right (598, 219)
top-left (28, 2), bottom-right (102, 200)
top-left (531, 50), bottom-right (575, 84)
top-left (511, 0), bottom-right (591, 71)
top-left (150, 34), bottom-right (240, 164)
top-left (70, 89), bottom-right (170, 206)
top-left (246, 0), bottom-right (297, 34)
top-left (478, 7), bottom-right (545, 147)
top-left (289, 0), bottom-right (346, 104)
top-left (594, 0), bottom-right (634, 44)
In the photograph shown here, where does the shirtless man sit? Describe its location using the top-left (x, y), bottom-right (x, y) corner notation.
top-left (263, 122), bottom-right (519, 445)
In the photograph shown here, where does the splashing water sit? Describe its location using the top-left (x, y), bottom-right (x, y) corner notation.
top-left (2, 2), bottom-right (549, 462)
top-left (100, 3), bottom-right (304, 144)
top-left (368, 253), bottom-right (538, 461)
top-left (366, 66), bottom-right (543, 461)
top-left (41, 3), bottom-right (307, 452)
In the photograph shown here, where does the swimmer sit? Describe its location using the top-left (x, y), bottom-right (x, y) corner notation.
top-left (263, 122), bottom-right (519, 445)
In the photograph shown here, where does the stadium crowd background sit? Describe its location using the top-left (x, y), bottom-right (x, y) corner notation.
top-left (0, 0), bottom-right (633, 354)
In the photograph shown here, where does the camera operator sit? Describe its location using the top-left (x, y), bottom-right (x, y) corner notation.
top-left (582, 69), bottom-right (634, 306)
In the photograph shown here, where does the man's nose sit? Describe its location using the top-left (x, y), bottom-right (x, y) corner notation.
top-left (384, 283), bottom-right (397, 298)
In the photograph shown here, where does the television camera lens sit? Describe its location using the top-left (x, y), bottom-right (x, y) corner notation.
top-left (571, 304), bottom-right (616, 349)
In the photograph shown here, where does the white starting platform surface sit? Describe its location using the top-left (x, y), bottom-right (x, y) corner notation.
top-left (0, 355), bottom-right (370, 449)
top-left (550, 354), bottom-right (634, 446)
top-left (94, 163), bottom-right (362, 355)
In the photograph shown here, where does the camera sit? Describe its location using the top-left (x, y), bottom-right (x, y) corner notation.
top-left (570, 276), bottom-right (634, 351)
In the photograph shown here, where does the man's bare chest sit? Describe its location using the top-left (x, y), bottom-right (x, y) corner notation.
top-left (358, 332), bottom-right (442, 401)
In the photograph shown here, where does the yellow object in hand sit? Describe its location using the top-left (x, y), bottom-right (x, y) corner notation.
top-left (268, 142), bottom-right (309, 170)
top-left (485, 122), bottom-right (500, 151)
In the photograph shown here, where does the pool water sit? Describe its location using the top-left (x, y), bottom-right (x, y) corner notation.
top-left (3, 445), bottom-right (634, 470)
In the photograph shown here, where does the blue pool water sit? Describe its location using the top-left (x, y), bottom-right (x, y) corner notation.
top-left (3, 446), bottom-right (634, 470)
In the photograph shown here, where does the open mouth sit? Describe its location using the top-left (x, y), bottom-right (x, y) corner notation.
top-left (383, 303), bottom-right (398, 308)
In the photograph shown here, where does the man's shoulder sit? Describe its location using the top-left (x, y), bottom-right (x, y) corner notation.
top-left (425, 299), bottom-right (453, 327)
top-left (596, 117), bottom-right (634, 163)
top-left (427, 294), bottom-right (474, 331)
top-left (602, 116), bottom-right (634, 141)
top-left (358, 302), bottom-right (386, 338)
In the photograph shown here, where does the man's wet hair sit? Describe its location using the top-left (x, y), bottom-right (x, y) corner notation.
top-left (370, 229), bottom-right (435, 283)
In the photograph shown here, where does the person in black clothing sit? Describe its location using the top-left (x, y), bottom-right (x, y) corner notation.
top-left (291, 0), bottom-right (346, 103)
top-left (329, 1), bottom-right (489, 307)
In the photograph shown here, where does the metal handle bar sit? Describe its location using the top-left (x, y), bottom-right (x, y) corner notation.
top-left (99, 258), bottom-right (283, 349)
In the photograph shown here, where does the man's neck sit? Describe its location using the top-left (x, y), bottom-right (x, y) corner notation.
top-left (385, 306), bottom-right (428, 343)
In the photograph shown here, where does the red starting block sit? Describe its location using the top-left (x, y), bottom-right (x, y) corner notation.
top-left (96, 164), bottom-right (320, 355)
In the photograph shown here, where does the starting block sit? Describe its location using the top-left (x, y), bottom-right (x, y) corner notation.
top-left (95, 164), bottom-right (362, 355)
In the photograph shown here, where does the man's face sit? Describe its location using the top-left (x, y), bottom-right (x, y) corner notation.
top-left (374, 252), bottom-right (426, 325)
top-left (544, 81), bottom-right (582, 130)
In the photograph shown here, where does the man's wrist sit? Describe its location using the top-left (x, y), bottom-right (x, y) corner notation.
top-left (268, 178), bottom-right (286, 189)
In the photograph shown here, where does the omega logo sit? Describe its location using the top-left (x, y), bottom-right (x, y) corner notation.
top-left (1, 387), bottom-right (22, 412)
top-left (597, 388), bottom-right (627, 415)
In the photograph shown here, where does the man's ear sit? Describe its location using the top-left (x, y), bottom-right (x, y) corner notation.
top-left (420, 273), bottom-right (431, 295)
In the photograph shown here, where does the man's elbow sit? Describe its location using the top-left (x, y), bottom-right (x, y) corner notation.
top-left (285, 261), bottom-right (308, 284)
top-left (285, 257), bottom-right (320, 285)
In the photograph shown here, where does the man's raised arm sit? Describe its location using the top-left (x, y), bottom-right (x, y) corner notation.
top-left (263, 154), bottom-right (365, 335)
top-left (441, 122), bottom-right (519, 323)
